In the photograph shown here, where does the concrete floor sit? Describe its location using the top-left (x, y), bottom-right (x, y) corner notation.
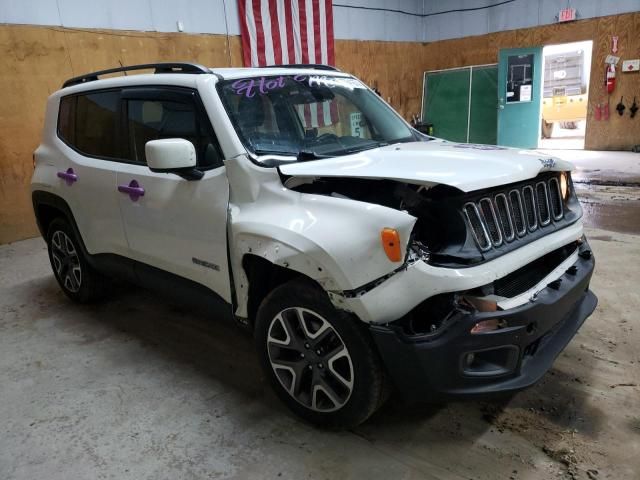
top-left (538, 121), bottom-right (586, 150)
top-left (2, 228), bottom-right (640, 479)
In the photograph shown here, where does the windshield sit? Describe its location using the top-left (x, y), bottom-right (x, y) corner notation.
top-left (217, 74), bottom-right (418, 163)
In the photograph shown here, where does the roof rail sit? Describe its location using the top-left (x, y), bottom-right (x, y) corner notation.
top-left (263, 64), bottom-right (340, 72)
top-left (62, 62), bottom-right (211, 88)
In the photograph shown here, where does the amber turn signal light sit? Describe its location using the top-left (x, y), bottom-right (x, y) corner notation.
top-left (381, 228), bottom-right (402, 262)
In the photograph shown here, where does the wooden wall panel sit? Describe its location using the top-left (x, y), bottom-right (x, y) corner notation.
top-left (0, 26), bottom-right (242, 244)
top-left (1, 13), bottom-right (639, 243)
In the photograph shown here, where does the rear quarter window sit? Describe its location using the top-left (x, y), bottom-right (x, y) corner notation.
top-left (57, 90), bottom-right (121, 159)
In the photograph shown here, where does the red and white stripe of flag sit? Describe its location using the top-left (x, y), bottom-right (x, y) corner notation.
top-left (238, 0), bottom-right (337, 127)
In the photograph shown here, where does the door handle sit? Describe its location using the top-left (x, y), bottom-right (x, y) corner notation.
top-left (118, 179), bottom-right (145, 201)
top-left (57, 168), bottom-right (78, 185)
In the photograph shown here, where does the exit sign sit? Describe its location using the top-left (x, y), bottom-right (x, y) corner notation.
top-left (559, 8), bottom-right (577, 22)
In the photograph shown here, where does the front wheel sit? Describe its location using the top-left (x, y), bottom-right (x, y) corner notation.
top-left (255, 280), bottom-right (388, 428)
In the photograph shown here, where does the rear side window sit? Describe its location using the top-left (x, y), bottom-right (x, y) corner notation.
top-left (57, 91), bottom-right (121, 159)
top-left (125, 97), bottom-right (223, 168)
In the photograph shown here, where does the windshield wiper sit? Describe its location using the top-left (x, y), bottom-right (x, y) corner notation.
top-left (253, 148), bottom-right (298, 157)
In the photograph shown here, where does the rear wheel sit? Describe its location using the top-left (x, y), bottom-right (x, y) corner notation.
top-left (47, 218), bottom-right (105, 303)
top-left (255, 280), bottom-right (388, 428)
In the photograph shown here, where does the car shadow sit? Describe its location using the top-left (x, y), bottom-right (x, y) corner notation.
top-left (27, 275), bottom-right (604, 444)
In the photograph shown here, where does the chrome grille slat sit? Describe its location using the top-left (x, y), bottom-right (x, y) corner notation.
top-left (462, 175), bottom-right (566, 252)
top-left (548, 177), bottom-right (564, 220)
top-left (522, 185), bottom-right (538, 232)
top-left (494, 193), bottom-right (515, 242)
top-left (463, 202), bottom-right (491, 251)
top-left (509, 189), bottom-right (527, 237)
top-left (479, 198), bottom-right (503, 246)
top-left (536, 181), bottom-right (551, 226)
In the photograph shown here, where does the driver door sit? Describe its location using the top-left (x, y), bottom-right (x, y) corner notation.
top-left (116, 87), bottom-right (232, 303)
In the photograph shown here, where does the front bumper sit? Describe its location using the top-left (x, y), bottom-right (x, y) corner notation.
top-left (369, 243), bottom-right (597, 402)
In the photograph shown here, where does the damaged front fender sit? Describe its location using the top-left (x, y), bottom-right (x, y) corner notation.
top-left (226, 163), bottom-right (417, 319)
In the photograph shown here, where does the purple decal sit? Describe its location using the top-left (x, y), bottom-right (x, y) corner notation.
top-left (118, 179), bottom-right (145, 202)
top-left (57, 167), bottom-right (78, 185)
top-left (231, 75), bottom-right (311, 98)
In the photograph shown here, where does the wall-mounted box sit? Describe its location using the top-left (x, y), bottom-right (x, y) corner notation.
top-left (622, 59), bottom-right (640, 72)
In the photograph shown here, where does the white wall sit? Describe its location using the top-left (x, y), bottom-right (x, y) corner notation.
top-left (0, 0), bottom-right (422, 40)
top-left (333, 0), bottom-right (424, 42)
top-left (0, 0), bottom-right (241, 35)
top-left (1, 0), bottom-right (638, 42)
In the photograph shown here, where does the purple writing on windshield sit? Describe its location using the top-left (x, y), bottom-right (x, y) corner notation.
top-left (231, 75), bottom-right (308, 98)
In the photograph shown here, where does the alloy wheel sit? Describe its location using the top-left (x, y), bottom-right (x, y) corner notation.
top-left (51, 230), bottom-right (82, 293)
top-left (267, 307), bottom-right (354, 412)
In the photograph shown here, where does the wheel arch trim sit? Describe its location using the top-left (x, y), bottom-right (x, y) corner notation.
top-left (32, 190), bottom-right (91, 261)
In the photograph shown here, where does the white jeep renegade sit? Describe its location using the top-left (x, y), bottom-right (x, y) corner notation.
top-left (32, 62), bottom-right (597, 427)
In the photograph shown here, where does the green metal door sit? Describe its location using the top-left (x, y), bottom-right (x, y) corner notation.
top-left (497, 47), bottom-right (543, 148)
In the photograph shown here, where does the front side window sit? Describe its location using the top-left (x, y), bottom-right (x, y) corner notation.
top-left (58, 91), bottom-right (121, 158)
top-left (217, 74), bottom-right (418, 164)
top-left (125, 97), bottom-right (222, 168)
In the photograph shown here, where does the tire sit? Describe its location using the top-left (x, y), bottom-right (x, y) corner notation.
top-left (541, 119), bottom-right (554, 139)
top-left (255, 280), bottom-right (388, 428)
top-left (46, 218), bottom-right (105, 303)
top-left (560, 121), bottom-right (577, 129)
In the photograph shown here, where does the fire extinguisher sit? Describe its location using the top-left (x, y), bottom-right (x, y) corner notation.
top-left (606, 63), bottom-right (616, 94)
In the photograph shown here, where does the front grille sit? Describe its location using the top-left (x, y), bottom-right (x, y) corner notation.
top-left (463, 175), bottom-right (566, 252)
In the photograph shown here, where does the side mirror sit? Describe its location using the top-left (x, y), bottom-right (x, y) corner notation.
top-left (145, 138), bottom-right (203, 180)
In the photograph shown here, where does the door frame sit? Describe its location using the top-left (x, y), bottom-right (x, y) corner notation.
top-left (497, 47), bottom-right (544, 148)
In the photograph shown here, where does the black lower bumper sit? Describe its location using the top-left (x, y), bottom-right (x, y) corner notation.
top-left (370, 243), bottom-right (597, 403)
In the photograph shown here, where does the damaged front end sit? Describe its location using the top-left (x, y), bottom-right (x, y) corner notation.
top-left (369, 239), bottom-right (596, 402)
top-left (284, 169), bottom-right (597, 401)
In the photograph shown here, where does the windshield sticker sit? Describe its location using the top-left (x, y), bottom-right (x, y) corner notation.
top-left (230, 75), bottom-right (364, 98)
top-left (453, 144), bottom-right (508, 150)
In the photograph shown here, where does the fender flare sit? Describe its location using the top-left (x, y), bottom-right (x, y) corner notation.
top-left (31, 190), bottom-right (90, 259)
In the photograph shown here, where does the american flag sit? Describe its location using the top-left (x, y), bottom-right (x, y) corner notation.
top-left (237, 0), bottom-right (338, 127)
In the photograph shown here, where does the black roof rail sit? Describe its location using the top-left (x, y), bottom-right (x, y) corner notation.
top-left (62, 62), bottom-right (211, 88)
top-left (263, 64), bottom-right (340, 72)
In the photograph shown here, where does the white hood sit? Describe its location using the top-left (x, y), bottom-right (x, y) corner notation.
top-left (278, 140), bottom-right (573, 193)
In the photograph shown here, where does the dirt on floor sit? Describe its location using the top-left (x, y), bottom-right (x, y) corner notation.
top-left (0, 228), bottom-right (639, 480)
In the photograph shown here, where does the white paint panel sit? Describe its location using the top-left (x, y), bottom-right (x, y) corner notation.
top-left (149, 0), bottom-right (232, 35)
top-left (0, 0), bottom-right (61, 25)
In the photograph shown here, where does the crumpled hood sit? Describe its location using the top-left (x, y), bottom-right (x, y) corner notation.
top-left (278, 140), bottom-right (573, 192)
